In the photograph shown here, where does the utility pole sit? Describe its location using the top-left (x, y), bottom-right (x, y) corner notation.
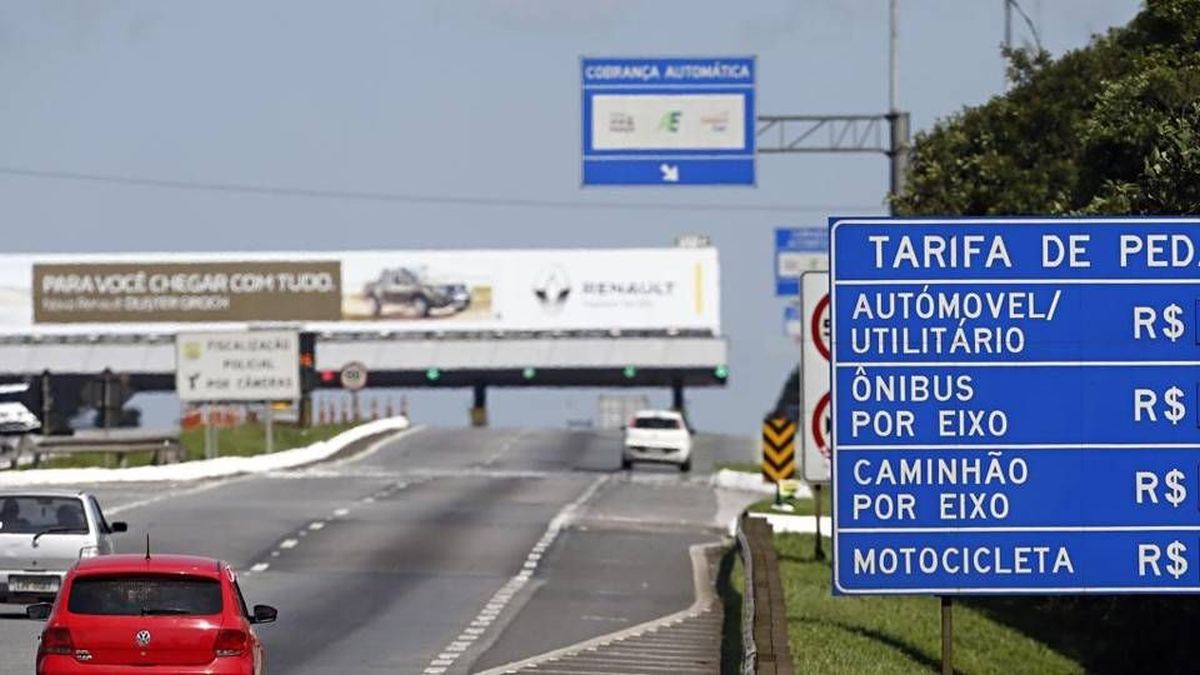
top-left (889, 0), bottom-right (898, 114)
top-left (1004, 0), bottom-right (1013, 52)
top-left (1004, 0), bottom-right (1013, 87)
top-left (757, 1), bottom-right (910, 211)
top-left (886, 0), bottom-right (909, 211)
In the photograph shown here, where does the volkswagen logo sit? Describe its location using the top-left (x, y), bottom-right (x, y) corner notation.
top-left (532, 266), bottom-right (571, 313)
top-left (135, 630), bottom-right (152, 648)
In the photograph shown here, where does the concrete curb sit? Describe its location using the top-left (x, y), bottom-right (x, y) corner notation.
top-left (0, 416), bottom-right (410, 486)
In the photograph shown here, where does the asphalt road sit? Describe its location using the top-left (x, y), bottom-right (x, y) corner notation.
top-left (0, 427), bottom-right (758, 674)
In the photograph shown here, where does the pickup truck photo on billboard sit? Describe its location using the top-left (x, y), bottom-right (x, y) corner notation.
top-left (342, 265), bottom-right (488, 321)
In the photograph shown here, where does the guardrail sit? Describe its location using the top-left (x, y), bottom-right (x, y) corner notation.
top-left (2, 430), bottom-right (184, 469)
top-left (737, 513), bottom-right (794, 675)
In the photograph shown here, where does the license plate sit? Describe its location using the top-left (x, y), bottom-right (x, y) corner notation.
top-left (8, 575), bottom-right (60, 594)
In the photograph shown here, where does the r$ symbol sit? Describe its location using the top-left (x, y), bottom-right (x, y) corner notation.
top-left (1165, 386), bottom-right (1186, 425)
top-left (1166, 469), bottom-right (1188, 507)
top-left (1168, 540), bottom-right (1188, 579)
top-left (1164, 303), bottom-right (1185, 343)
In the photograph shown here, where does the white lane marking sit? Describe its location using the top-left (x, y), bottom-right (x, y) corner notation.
top-left (333, 507), bottom-right (349, 517)
top-left (308, 521), bottom-right (325, 531)
top-left (249, 563), bottom-right (269, 573)
top-left (422, 474), bottom-right (609, 674)
top-left (474, 543), bottom-right (723, 675)
top-left (279, 539), bottom-right (299, 549)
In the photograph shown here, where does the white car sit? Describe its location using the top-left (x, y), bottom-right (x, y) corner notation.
top-left (0, 401), bottom-right (39, 435)
top-left (0, 490), bottom-right (127, 604)
top-left (622, 410), bottom-right (693, 472)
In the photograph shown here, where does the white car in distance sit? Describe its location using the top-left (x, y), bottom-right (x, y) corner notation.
top-left (622, 410), bottom-right (693, 472)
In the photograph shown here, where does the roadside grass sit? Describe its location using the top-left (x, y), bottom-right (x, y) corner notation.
top-left (179, 421), bottom-right (356, 461)
top-left (33, 422), bottom-right (356, 469)
top-left (747, 492), bottom-right (831, 518)
top-left (774, 533), bottom-right (1083, 675)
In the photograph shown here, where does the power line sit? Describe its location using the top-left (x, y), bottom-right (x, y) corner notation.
top-left (0, 165), bottom-right (880, 214)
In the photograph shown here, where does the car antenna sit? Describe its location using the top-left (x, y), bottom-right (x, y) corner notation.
top-left (145, 533), bottom-right (151, 560)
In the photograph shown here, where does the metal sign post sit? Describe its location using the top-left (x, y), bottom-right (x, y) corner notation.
top-left (203, 403), bottom-right (216, 460)
top-left (264, 402), bottom-right (274, 456)
top-left (941, 597), bottom-right (952, 675)
top-left (813, 483), bottom-right (825, 561)
top-left (831, 216), bottom-right (1200, 596)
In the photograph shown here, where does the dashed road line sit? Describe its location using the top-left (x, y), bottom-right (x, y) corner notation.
top-left (242, 477), bottom-right (428, 575)
top-left (421, 474), bottom-right (609, 675)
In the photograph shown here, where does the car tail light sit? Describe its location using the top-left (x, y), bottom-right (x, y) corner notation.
top-left (214, 629), bottom-right (248, 657)
top-left (40, 627), bottom-right (73, 655)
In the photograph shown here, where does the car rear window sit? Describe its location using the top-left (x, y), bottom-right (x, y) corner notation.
top-left (68, 576), bottom-right (222, 616)
top-left (0, 496), bottom-right (88, 535)
top-left (633, 417), bottom-right (682, 429)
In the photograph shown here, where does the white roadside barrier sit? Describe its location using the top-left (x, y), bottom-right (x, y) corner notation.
top-left (0, 416), bottom-right (410, 487)
top-left (709, 468), bottom-right (814, 498)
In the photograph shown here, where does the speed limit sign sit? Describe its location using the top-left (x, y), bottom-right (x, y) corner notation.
top-left (340, 361), bottom-right (369, 391)
top-left (801, 271), bottom-right (831, 484)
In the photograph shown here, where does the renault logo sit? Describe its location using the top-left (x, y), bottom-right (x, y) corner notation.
top-left (135, 630), bottom-right (152, 647)
top-left (532, 266), bottom-right (571, 313)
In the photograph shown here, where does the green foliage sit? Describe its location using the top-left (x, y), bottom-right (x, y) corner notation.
top-left (894, 0), bottom-right (1200, 216)
top-left (772, 535), bottom-right (1082, 674)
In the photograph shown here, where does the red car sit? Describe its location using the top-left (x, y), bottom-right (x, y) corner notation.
top-left (27, 553), bottom-right (276, 674)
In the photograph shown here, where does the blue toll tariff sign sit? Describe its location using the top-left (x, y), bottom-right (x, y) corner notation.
top-left (830, 217), bottom-right (1200, 595)
top-left (581, 57), bottom-right (755, 186)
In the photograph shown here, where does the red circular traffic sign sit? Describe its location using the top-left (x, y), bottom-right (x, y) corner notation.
top-left (811, 294), bottom-right (831, 361)
top-left (812, 391), bottom-right (832, 459)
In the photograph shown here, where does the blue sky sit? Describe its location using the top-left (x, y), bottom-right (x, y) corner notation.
top-left (0, 1), bottom-right (1142, 432)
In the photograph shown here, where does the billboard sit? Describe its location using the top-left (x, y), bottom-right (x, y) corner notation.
top-left (0, 248), bottom-right (721, 336)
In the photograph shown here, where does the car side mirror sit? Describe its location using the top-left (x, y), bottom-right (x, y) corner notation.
top-left (26, 603), bottom-right (52, 621)
top-left (110, 522), bottom-right (128, 533)
top-left (251, 604), bottom-right (277, 625)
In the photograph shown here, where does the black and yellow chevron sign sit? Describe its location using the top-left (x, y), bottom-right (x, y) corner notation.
top-left (761, 416), bottom-right (797, 483)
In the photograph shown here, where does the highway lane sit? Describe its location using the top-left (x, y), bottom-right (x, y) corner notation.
top-left (0, 426), bottom-right (757, 674)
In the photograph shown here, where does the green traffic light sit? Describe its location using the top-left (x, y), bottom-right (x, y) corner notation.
top-left (714, 365), bottom-right (729, 379)
top-left (623, 366), bottom-right (637, 379)
top-left (426, 367), bottom-right (441, 381)
top-left (522, 367), bottom-right (537, 380)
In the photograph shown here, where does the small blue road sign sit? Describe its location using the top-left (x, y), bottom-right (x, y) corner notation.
top-left (775, 226), bottom-right (829, 295)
